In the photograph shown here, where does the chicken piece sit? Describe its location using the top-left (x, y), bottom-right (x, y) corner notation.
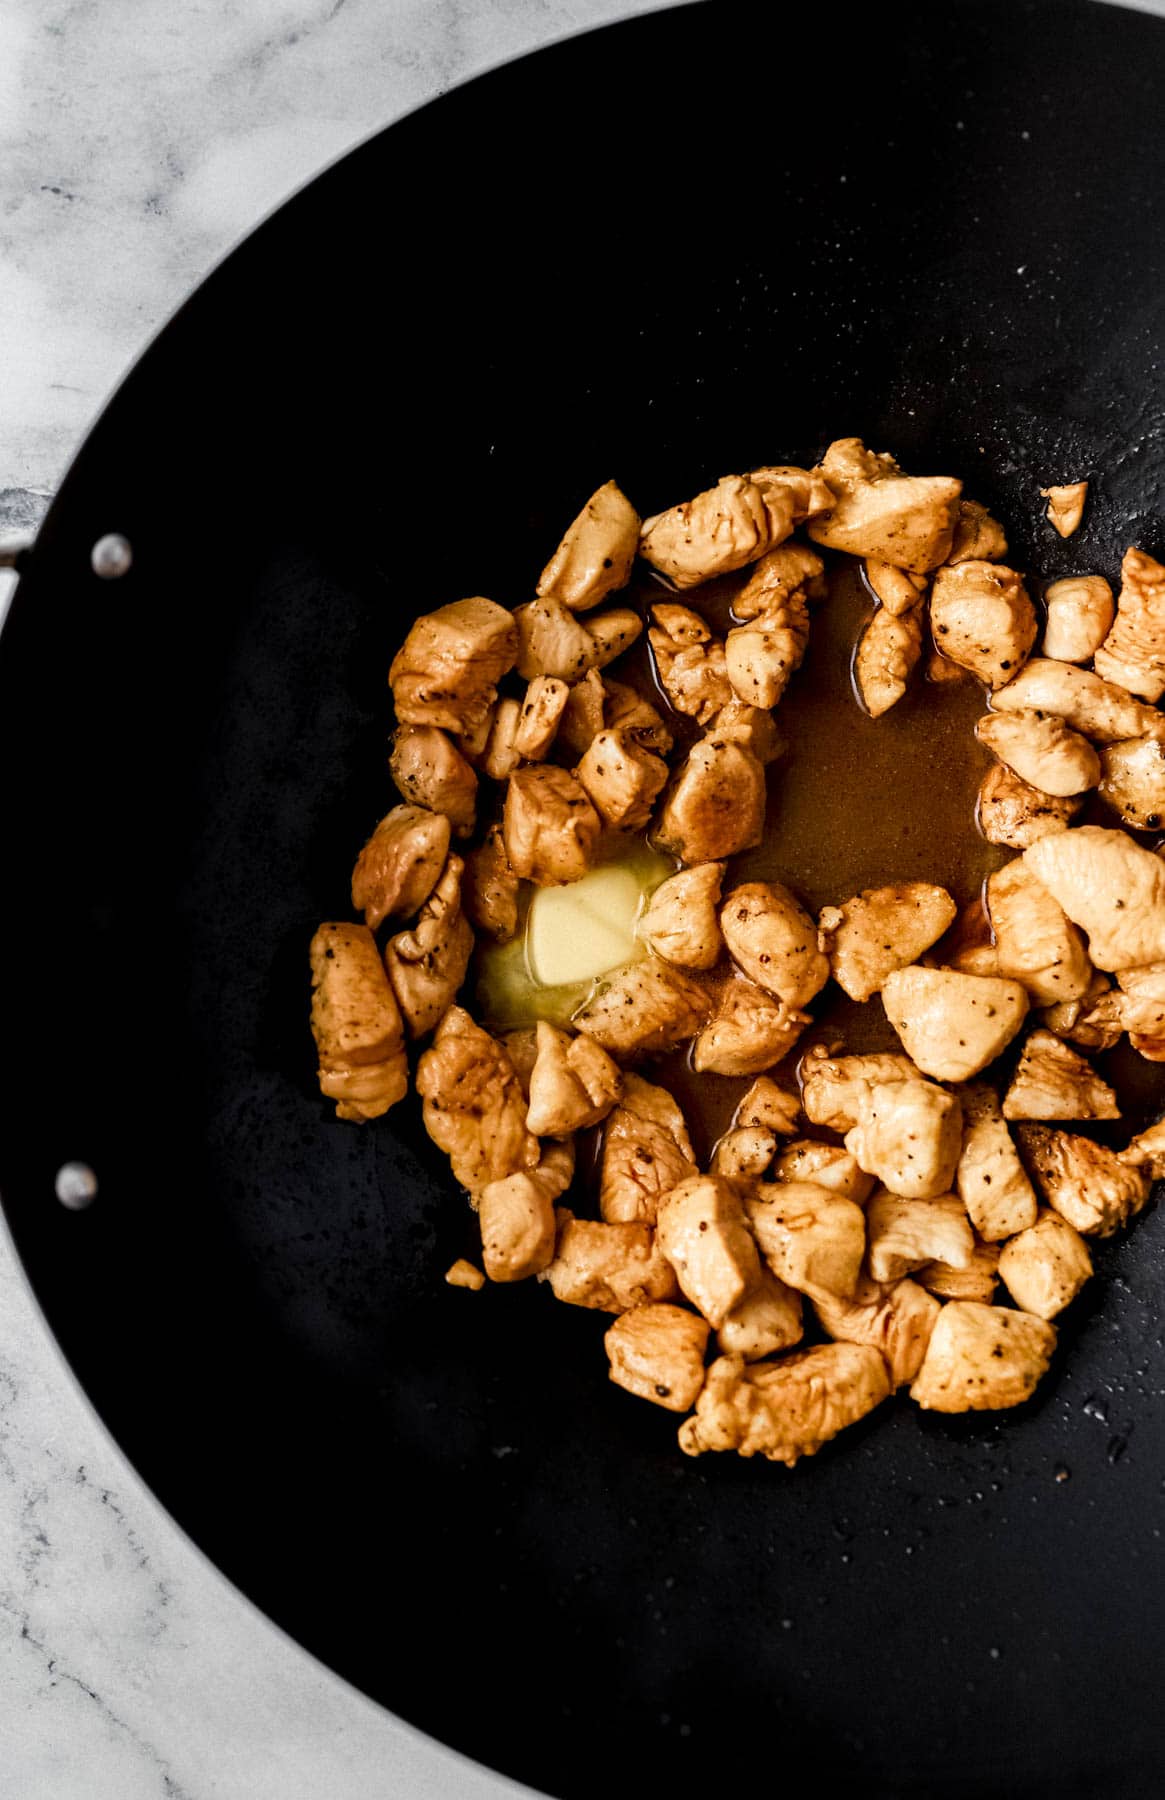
top-left (500, 1028), bottom-right (539, 1099)
top-left (691, 978), bottom-right (811, 1076)
top-left (736, 1076), bottom-right (800, 1137)
top-left (574, 728), bottom-right (668, 831)
top-left (1041, 481), bottom-right (1088, 539)
top-left (309, 922), bottom-right (408, 1123)
top-left (1023, 825), bottom-right (1165, 971)
top-left (602, 679), bottom-right (675, 758)
top-left (814, 1275), bottom-right (940, 1388)
top-left (513, 596), bottom-right (641, 683)
top-left (724, 603), bottom-right (810, 711)
top-left (599, 1072), bottom-right (697, 1225)
top-left (1017, 1124), bottom-right (1149, 1236)
top-left (818, 882), bottom-right (957, 1003)
top-left (986, 858), bottom-right (1093, 1006)
top-left (502, 763), bottom-right (601, 887)
top-left (772, 1139), bottom-right (876, 1204)
top-left (976, 710), bottom-right (1100, 797)
top-left (916, 1236), bottom-right (1001, 1303)
top-left (480, 697), bottom-right (522, 782)
top-left (479, 1142), bottom-right (575, 1284)
top-left (942, 902), bottom-right (1003, 979)
top-left (350, 804), bottom-right (451, 929)
top-left (863, 559), bottom-right (929, 615)
top-left (639, 472), bottom-right (796, 589)
top-left (976, 761), bottom-right (1082, 848)
top-left (711, 1127), bottom-right (778, 1178)
top-left (1038, 971), bottom-right (1122, 1054)
top-left (806, 438), bottom-right (962, 573)
top-left (947, 498), bottom-right (1009, 564)
top-left (648, 604), bottom-right (734, 724)
top-left (747, 465), bottom-right (837, 525)
top-left (389, 727), bottom-right (478, 838)
top-left (536, 480), bottom-right (640, 612)
top-left (542, 1211), bottom-right (678, 1312)
top-left (653, 736), bottom-right (767, 863)
top-left (444, 1258), bottom-right (485, 1291)
top-left (639, 863), bottom-right (723, 970)
top-left (854, 601), bottom-right (924, 717)
top-left (845, 1080), bottom-right (964, 1200)
top-left (706, 696), bottom-right (785, 765)
top-left (992, 657), bottom-right (1163, 742)
top-left (910, 1301), bottom-right (1056, 1412)
top-left (384, 855), bottom-right (474, 1038)
top-left (954, 1084), bottom-right (1038, 1241)
top-left (679, 1344), bottom-right (890, 1465)
top-left (656, 1176), bottom-right (763, 1328)
top-left (745, 1182), bottom-right (866, 1301)
top-left (1002, 1029), bottom-right (1119, 1121)
top-left (716, 1275), bottom-right (804, 1360)
top-left (1093, 547), bottom-right (1165, 701)
top-left (525, 1021), bottom-right (623, 1137)
top-left (389, 596), bottom-right (518, 735)
top-left (511, 676), bottom-right (569, 762)
top-left (1099, 734), bottom-right (1165, 831)
top-left (1116, 1118), bottom-right (1165, 1180)
top-left (1114, 962), bottom-right (1165, 1039)
top-left (733, 542), bottom-right (827, 620)
top-left (1042, 576), bottom-right (1114, 664)
top-left (462, 823), bottom-right (520, 943)
top-left (881, 966), bottom-right (1029, 1081)
top-left (574, 956), bottom-right (711, 1059)
top-left (604, 1303), bottom-right (710, 1412)
top-left (799, 1049), bottom-right (919, 1132)
top-left (557, 668), bottom-right (608, 757)
top-left (720, 880), bottom-right (830, 1009)
top-left (415, 1006), bottom-right (539, 1193)
top-left (929, 561), bottom-right (1037, 688)
top-left (998, 1210), bottom-right (1092, 1320)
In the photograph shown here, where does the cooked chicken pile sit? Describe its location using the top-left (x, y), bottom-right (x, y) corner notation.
top-left (309, 442), bottom-right (1164, 1467)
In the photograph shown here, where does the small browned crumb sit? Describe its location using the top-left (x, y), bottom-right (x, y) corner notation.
top-left (1040, 481), bottom-right (1088, 538)
top-left (445, 1258), bottom-right (485, 1291)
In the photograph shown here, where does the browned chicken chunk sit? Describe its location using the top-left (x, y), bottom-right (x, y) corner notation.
top-left (640, 863), bottom-right (724, 969)
top-left (350, 803), bottom-right (451, 929)
top-left (818, 881), bottom-right (957, 1002)
top-left (1117, 1119), bottom-right (1165, 1180)
top-left (556, 668), bottom-right (608, 757)
top-left (415, 1006), bottom-right (539, 1193)
top-left (602, 679), bottom-right (675, 757)
top-left (384, 854), bottom-right (474, 1037)
top-left (800, 1049), bottom-right (919, 1132)
top-left (525, 1021), bottom-right (623, 1137)
top-left (574, 956), bottom-right (711, 1059)
top-left (986, 857), bottom-right (1093, 1006)
top-left (1017, 1124), bottom-right (1149, 1236)
top-left (1002, 1029), bottom-right (1119, 1121)
top-left (653, 736), bottom-right (767, 863)
top-left (717, 1275), bottom-right (804, 1360)
top-left (976, 710), bottom-right (1100, 797)
top-left (656, 1176), bottom-right (763, 1328)
top-left (309, 921), bottom-right (408, 1122)
top-left (710, 1127), bottom-right (779, 1178)
top-left (734, 542), bottom-right (827, 618)
top-left (389, 727), bottom-right (478, 838)
top-left (1093, 547), bottom-right (1165, 701)
top-left (863, 559), bottom-right (929, 614)
top-left (745, 1182), bottom-right (866, 1300)
top-left (706, 696), bottom-right (785, 765)
top-left (1099, 734), bottom-right (1165, 831)
top-left (947, 498), bottom-right (1009, 564)
top-left (992, 657), bottom-right (1162, 742)
top-left (503, 763), bottom-right (602, 887)
top-left (575, 728), bottom-right (668, 830)
top-left (541, 1212), bottom-right (678, 1312)
top-left (916, 1236), bottom-right (1001, 1303)
top-left (997, 1210), bottom-right (1092, 1320)
top-left (692, 978), bottom-right (811, 1076)
top-left (679, 1344), bottom-right (890, 1465)
top-left (479, 698), bottom-right (522, 782)
top-left (737, 1076), bottom-right (801, 1137)
top-left (462, 822), bottom-right (520, 942)
top-left (600, 1073), bottom-right (696, 1224)
top-left (1040, 481), bottom-right (1088, 538)
top-left (747, 465), bottom-right (837, 525)
top-left (814, 1275), bottom-right (940, 1389)
top-left (513, 676), bottom-right (569, 761)
top-left (845, 1078), bottom-right (964, 1198)
top-left (604, 1303), bottom-right (710, 1411)
top-left (639, 472), bottom-right (796, 588)
top-left (536, 480), bottom-right (640, 612)
top-left (807, 438), bottom-right (962, 572)
top-left (513, 596), bottom-right (642, 683)
top-left (864, 1191), bottom-right (974, 1283)
top-left (445, 1259), bottom-right (485, 1291)
top-left (390, 596), bottom-right (518, 735)
top-left (929, 561), bottom-right (1037, 688)
top-left (725, 575), bottom-right (811, 709)
top-left (977, 762), bottom-right (1082, 848)
top-left (881, 966), bottom-right (1029, 1081)
top-left (955, 1084), bottom-right (1038, 1241)
top-left (910, 1301), bottom-right (1056, 1412)
top-left (648, 602), bottom-right (734, 724)
top-left (720, 880), bottom-right (830, 1008)
top-left (854, 600), bottom-right (924, 717)
top-left (772, 1140), bottom-right (876, 1204)
top-left (1038, 971), bottom-right (1123, 1054)
top-left (479, 1142), bottom-right (575, 1283)
top-left (1042, 575), bottom-right (1114, 664)
top-left (1022, 826), bottom-right (1165, 971)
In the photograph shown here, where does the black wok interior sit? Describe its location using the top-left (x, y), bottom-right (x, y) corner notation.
top-left (1, 2), bottom-right (1163, 1793)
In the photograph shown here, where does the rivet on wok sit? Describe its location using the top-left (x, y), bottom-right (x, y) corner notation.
top-left (55, 1162), bottom-right (98, 1210)
top-left (91, 533), bottom-right (133, 579)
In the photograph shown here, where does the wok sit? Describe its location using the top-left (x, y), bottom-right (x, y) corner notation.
top-left (1, 2), bottom-right (1163, 1794)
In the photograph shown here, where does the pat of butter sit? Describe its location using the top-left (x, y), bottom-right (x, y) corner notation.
top-left (527, 864), bottom-right (645, 987)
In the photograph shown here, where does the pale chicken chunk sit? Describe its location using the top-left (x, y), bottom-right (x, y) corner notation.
top-left (705, 696), bottom-right (785, 765)
top-left (814, 1275), bottom-right (940, 1389)
top-left (556, 668), bottom-right (607, 757)
top-left (389, 596), bottom-right (518, 735)
top-left (513, 676), bottom-right (569, 761)
top-left (309, 921), bottom-right (408, 1122)
top-left (575, 728), bottom-right (668, 830)
top-left (639, 473), bottom-right (796, 589)
top-left (720, 880), bottom-right (830, 1009)
top-left (744, 1182), bottom-right (866, 1300)
top-left (998, 1210), bottom-right (1092, 1321)
top-left (536, 480), bottom-right (640, 612)
top-left (574, 956), bottom-right (711, 1059)
top-left (1114, 962), bottom-right (1165, 1040)
top-left (733, 541), bottom-right (826, 619)
top-left (880, 966), bottom-right (1029, 1081)
top-left (1099, 734), bottom-right (1165, 831)
top-left (513, 596), bottom-right (641, 683)
top-left (541, 1212), bottom-right (678, 1312)
top-left (854, 601), bottom-right (923, 717)
top-left (1117, 1118), bottom-right (1165, 1180)
top-left (350, 803), bottom-right (451, 929)
top-left (1093, 547), bottom-right (1165, 701)
top-left (947, 498), bottom-right (1009, 564)
top-left (992, 657), bottom-right (1162, 742)
top-left (986, 857), bottom-right (1093, 1005)
top-left (929, 561), bottom-right (1037, 688)
top-left (639, 863), bottom-right (723, 969)
top-left (910, 1301), bottom-right (1056, 1413)
top-left (602, 679), bottom-right (674, 758)
top-left (525, 1021), bottom-right (623, 1137)
top-left (604, 1303), bottom-right (710, 1412)
top-left (716, 1274), bottom-right (804, 1360)
top-left (678, 1344), bottom-right (890, 1465)
top-left (975, 709), bottom-right (1100, 797)
top-left (806, 438), bottom-right (962, 573)
top-left (691, 978), bottom-right (811, 1077)
top-left (818, 881), bottom-right (957, 1002)
top-left (736, 1076), bottom-right (801, 1137)
top-left (772, 1140), bottom-right (876, 1204)
top-left (800, 1049), bottom-right (919, 1132)
top-left (653, 736), bottom-right (767, 863)
top-left (1017, 1124), bottom-right (1149, 1236)
top-left (1002, 1029), bottom-right (1119, 1121)
top-left (1042, 576), bottom-right (1114, 664)
top-left (845, 1079), bottom-right (964, 1199)
top-left (462, 823), bottom-right (520, 942)
top-left (1023, 826), bottom-right (1165, 971)
top-left (384, 854), bottom-right (474, 1038)
top-left (863, 559), bottom-right (928, 614)
top-left (648, 604), bottom-right (734, 724)
top-left (656, 1176), bottom-right (763, 1328)
top-left (479, 697), bottom-right (522, 781)
top-left (725, 586), bottom-right (810, 709)
top-left (977, 761), bottom-right (1082, 848)
top-left (710, 1127), bottom-right (779, 1178)
top-left (1041, 481), bottom-right (1088, 538)
top-left (955, 1084), bottom-right (1038, 1240)
top-left (600, 1073), bottom-right (697, 1225)
top-left (502, 763), bottom-right (601, 887)
top-left (415, 1006), bottom-right (539, 1193)
top-left (389, 727), bottom-right (478, 838)
top-left (479, 1142), bottom-right (575, 1284)
top-left (916, 1237), bottom-right (1001, 1303)
top-left (746, 465), bottom-right (836, 525)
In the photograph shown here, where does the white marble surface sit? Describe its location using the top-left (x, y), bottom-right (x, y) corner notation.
top-left (0, 6), bottom-right (679, 1796)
